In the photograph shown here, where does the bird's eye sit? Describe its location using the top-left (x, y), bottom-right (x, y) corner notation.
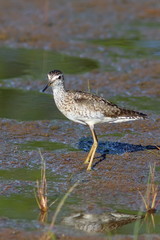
top-left (58, 75), bottom-right (61, 79)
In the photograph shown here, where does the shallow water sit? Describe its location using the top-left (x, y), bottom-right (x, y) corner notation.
top-left (110, 96), bottom-right (160, 114)
top-left (1, 163), bottom-right (160, 234)
top-left (89, 38), bottom-right (160, 58)
top-left (114, 215), bottom-right (160, 235)
top-left (0, 47), bottom-right (99, 80)
top-left (0, 167), bottom-right (79, 220)
top-left (0, 87), bottom-right (64, 121)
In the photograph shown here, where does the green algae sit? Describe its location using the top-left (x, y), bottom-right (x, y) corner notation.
top-left (19, 141), bottom-right (77, 151)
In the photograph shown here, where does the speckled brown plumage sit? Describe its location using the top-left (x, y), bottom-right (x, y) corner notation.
top-left (42, 70), bottom-right (147, 171)
top-left (52, 88), bottom-right (147, 125)
top-left (67, 90), bottom-right (147, 119)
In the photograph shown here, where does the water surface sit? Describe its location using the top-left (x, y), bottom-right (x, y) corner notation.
top-left (89, 38), bottom-right (160, 58)
top-left (0, 88), bottom-right (64, 121)
top-left (0, 47), bottom-right (99, 80)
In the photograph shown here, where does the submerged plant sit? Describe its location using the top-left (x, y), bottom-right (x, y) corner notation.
top-left (41, 181), bottom-right (78, 240)
top-left (35, 150), bottom-right (78, 239)
top-left (139, 163), bottom-right (159, 214)
top-left (134, 163), bottom-right (159, 237)
top-left (35, 150), bottom-right (57, 222)
top-left (35, 151), bottom-right (48, 213)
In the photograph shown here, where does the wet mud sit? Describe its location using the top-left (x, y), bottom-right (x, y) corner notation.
top-left (0, 0), bottom-right (160, 240)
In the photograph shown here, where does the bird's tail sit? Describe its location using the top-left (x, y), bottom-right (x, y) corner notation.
top-left (119, 108), bottom-right (147, 120)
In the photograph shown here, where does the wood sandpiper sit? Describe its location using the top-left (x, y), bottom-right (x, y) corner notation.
top-left (42, 70), bottom-right (147, 171)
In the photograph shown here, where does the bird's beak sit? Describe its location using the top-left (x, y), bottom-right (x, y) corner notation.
top-left (42, 83), bottom-right (50, 92)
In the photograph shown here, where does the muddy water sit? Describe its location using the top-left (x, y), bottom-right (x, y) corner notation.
top-left (0, 1), bottom-right (160, 239)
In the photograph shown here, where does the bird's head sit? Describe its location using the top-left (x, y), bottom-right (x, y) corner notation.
top-left (42, 70), bottom-right (64, 92)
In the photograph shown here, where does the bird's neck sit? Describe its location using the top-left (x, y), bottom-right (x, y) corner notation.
top-left (52, 82), bottom-right (66, 96)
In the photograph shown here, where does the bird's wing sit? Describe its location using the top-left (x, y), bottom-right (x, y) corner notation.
top-left (70, 91), bottom-right (122, 117)
top-left (66, 90), bottom-right (146, 119)
top-left (69, 91), bottom-right (147, 119)
top-left (73, 91), bottom-right (114, 106)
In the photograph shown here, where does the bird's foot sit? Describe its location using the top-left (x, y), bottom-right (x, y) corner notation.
top-left (86, 165), bottom-right (92, 171)
top-left (84, 158), bottom-right (90, 164)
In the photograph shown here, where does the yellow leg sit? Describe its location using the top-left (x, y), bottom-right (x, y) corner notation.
top-left (86, 142), bottom-right (98, 170)
top-left (84, 143), bottom-right (95, 164)
top-left (83, 125), bottom-right (98, 171)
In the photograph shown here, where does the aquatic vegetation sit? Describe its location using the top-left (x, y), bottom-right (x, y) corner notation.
top-left (35, 150), bottom-right (78, 239)
top-left (40, 181), bottom-right (78, 240)
top-left (139, 163), bottom-right (159, 213)
top-left (35, 150), bottom-right (57, 222)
